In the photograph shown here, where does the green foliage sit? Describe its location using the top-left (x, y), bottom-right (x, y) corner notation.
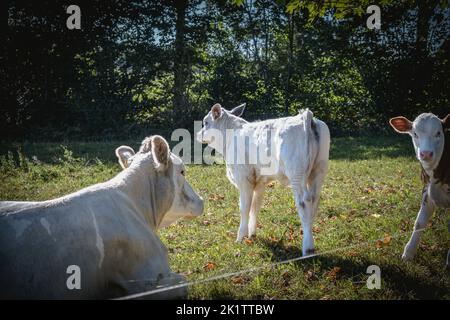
top-left (1, 1), bottom-right (449, 140)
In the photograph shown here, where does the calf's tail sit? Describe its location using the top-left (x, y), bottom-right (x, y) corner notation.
top-left (300, 108), bottom-right (316, 176)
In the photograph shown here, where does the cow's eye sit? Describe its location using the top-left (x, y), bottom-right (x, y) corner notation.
top-left (436, 131), bottom-right (441, 137)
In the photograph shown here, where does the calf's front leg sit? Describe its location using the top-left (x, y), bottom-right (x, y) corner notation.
top-left (402, 191), bottom-right (435, 261)
top-left (248, 184), bottom-right (265, 238)
top-left (236, 184), bottom-right (253, 242)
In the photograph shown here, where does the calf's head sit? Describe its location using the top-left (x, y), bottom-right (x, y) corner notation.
top-left (196, 103), bottom-right (246, 149)
top-left (115, 135), bottom-right (204, 228)
top-left (390, 113), bottom-right (450, 170)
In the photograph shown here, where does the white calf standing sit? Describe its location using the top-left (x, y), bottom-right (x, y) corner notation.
top-left (197, 103), bottom-right (330, 256)
top-left (390, 113), bottom-right (449, 262)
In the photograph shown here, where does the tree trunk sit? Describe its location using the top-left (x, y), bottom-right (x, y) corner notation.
top-left (284, 14), bottom-right (294, 116)
top-left (173, 0), bottom-right (189, 125)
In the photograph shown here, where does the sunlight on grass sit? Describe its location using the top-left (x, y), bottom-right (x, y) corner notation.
top-left (0, 137), bottom-right (448, 299)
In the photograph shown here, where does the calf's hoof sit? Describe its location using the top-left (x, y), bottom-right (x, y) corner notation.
top-left (302, 248), bottom-right (315, 257)
top-left (236, 230), bottom-right (248, 243)
top-left (401, 251), bottom-right (415, 261)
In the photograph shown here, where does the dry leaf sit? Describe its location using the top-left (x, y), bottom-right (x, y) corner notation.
top-left (326, 267), bottom-right (341, 280)
top-left (346, 250), bottom-right (359, 257)
top-left (305, 269), bottom-right (316, 281)
top-left (383, 234), bottom-right (392, 245)
top-left (231, 275), bottom-right (248, 285)
top-left (202, 220), bottom-right (210, 226)
top-left (288, 226), bottom-right (295, 242)
top-left (209, 193), bottom-right (225, 202)
top-left (244, 238), bottom-right (254, 245)
top-left (203, 262), bottom-right (217, 271)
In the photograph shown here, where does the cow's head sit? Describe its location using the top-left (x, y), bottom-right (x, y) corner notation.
top-left (196, 103), bottom-right (246, 149)
top-left (115, 135), bottom-right (203, 228)
top-left (390, 113), bottom-right (450, 170)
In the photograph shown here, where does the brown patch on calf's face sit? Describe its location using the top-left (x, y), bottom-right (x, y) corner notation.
top-left (442, 114), bottom-right (450, 131)
top-left (211, 103), bottom-right (222, 120)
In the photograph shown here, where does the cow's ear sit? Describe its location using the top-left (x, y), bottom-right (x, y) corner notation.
top-left (211, 103), bottom-right (222, 120)
top-left (389, 116), bottom-right (412, 134)
top-left (230, 103), bottom-right (246, 118)
top-left (442, 114), bottom-right (450, 131)
top-left (151, 135), bottom-right (170, 171)
top-left (115, 146), bottom-right (135, 169)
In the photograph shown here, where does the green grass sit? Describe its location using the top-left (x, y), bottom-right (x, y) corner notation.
top-left (0, 136), bottom-right (449, 299)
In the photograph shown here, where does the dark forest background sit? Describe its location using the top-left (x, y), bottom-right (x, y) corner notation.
top-left (1, 0), bottom-right (449, 141)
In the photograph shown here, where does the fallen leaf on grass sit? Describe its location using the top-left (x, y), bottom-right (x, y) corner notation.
top-left (244, 238), bottom-right (254, 245)
top-left (203, 262), bottom-right (217, 271)
top-left (346, 250), bottom-right (359, 257)
top-left (383, 234), bottom-right (392, 245)
top-left (231, 275), bottom-right (249, 285)
top-left (209, 193), bottom-right (225, 202)
top-left (288, 226), bottom-right (295, 242)
top-left (305, 269), bottom-right (317, 281)
top-left (325, 267), bottom-right (342, 280)
top-left (376, 234), bottom-right (392, 248)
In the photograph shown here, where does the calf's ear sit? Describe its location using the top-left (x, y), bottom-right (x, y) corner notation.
top-left (151, 135), bottom-right (170, 171)
top-left (230, 103), bottom-right (246, 118)
top-left (389, 116), bottom-right (412, 134)
top-left (442, 114), bottom-right (450, 131)
top-left (115, 146), bottom-right (135, 169)
top-left (211, 103), bottom-right (222, 120)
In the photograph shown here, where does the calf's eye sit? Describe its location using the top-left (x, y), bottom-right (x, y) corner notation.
top-left (181, 170), bottom-right (185, 176)
top-left (436, 132), bottom-right (441, 137)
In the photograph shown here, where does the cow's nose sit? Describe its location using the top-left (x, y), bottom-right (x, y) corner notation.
top-left (420, 151), bottom-right (433, 161)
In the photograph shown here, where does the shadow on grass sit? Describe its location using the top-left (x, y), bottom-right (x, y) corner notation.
top-left (329, 136), bottom-right (414, 160)
top-left (257, 237), bottom-right (449, 300)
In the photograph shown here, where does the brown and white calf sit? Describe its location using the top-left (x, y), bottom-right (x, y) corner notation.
top-left (390, 113), bottom-right (449, 262)
top-left (197, 104), bottom-right (330, 256)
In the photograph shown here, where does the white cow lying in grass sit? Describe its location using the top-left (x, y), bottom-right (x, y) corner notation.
top-left (0, 135), bottom-right (204, 299)
top-left (390, 113), bottom-right (449, 263)
top-left (197, 104), bottom-right (330, 256)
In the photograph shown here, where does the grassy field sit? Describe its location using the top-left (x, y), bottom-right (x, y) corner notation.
top-left (0, 136), bottom-right (449, 299)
